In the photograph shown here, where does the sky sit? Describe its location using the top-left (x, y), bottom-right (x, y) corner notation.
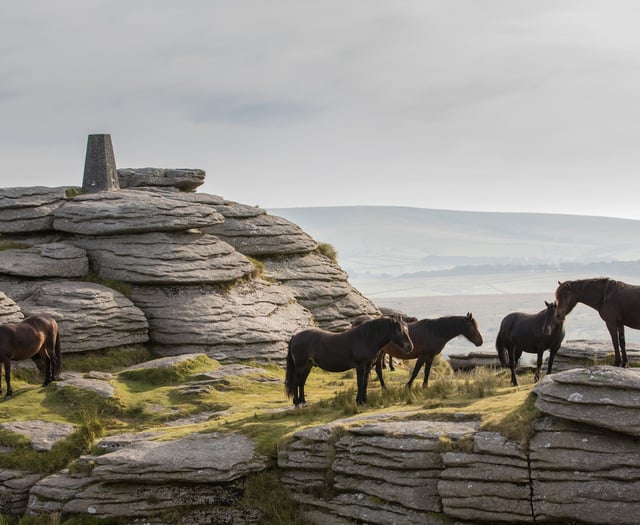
top-left (3, 1), bottom-right (640, 219)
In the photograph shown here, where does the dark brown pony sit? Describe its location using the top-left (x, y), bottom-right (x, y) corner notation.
top-left (496, 301), bottom-right (564, 386)
top-left (555, 278), bottom-right (640, 367)
top-left (0, 314), bottom-right (61, 399)
top-left (374, 313), bottom-right (483, 389)
top-left (286, 316), bottom-right (413, 406)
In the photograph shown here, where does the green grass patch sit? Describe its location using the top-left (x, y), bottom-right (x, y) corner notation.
top-left (63, 346), bottom-right (152, 373)
top-left (118, 354), bottom-right (216, 385)
top-left (0, 241), bottom-right (31, 251)
top-left (242, 470), bottom-right (304, 524)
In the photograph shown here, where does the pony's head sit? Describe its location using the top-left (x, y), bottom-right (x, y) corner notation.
top-left (542, 300), bottom-right (563, 336)
top-left (554, 281), bottom-right (578, 321)
top-left (463, 312), bottom-right (483, 347)
top-left (389, 316), bottom-right (413, 354)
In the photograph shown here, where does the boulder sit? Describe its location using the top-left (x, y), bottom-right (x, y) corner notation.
top-left (70, 232), bottom-right (254, 284)
top-left (202, 211), bottom-right (318, 256)
top-left (0, 187), bottom-right (68, 233)
top-left (17, 281), bottom-right (148, 353)
top-left (0, 291), bottom-right (24, 323)
top-left (0, 242), bottom-right (88, 278)
top-left (448, 351), bottom-right (500, 371)
top-left (117, 167), bottom-right (206, 192)
top-left (263, 253), bottom-right (379, 330)
top-left (533, 366), bottom-right (640, 437)
top-left (52, 189), bottom-right (225, 235)
top-left (130, 279), bottom-right (313, 362)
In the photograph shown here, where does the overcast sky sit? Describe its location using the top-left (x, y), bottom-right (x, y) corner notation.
top-left (3, 1), bottom-right (640, 219)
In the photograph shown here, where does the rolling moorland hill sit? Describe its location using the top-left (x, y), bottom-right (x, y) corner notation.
top-left (269, 206), bottom-right (640, 352)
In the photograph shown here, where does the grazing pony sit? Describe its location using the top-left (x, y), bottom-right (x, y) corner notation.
top-left (286, 316), bottom-right (413, 406)
top-left (375, 313), bottom-right (483, 389)
top-left (555, 278), bottom-right (640, 367)
top-left (0, 314), bottom-right (61, 399)
top-left (496, 301), bottom-right (564, 386)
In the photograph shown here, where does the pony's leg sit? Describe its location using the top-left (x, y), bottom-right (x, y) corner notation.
top-left (42, 352), bottom-right (52, 387)
top-left (299, 365), bottom-right (313, 405)
top-left (388, 355), bottom-right (395, 371)
top-left (421, 356), bottom-right (435, 387)
top-left (606, 321), bottom-right (622, 366)
top-left (355, 363), bottom-right (368, 404)
top-left (508, 346), bottom-right (518, 386)
top-left (546, 346), bottom-right (559, 376)
top-left (534, 350), bottom-right (544, 382)
top-left (619, 324), bottom-right (628, 367)
top-left (374, 355), bottom-right (386, 389)
top-left (3, 359), bottom-right (12, 399)
top-left (406, 356), bottom-right (426, 388)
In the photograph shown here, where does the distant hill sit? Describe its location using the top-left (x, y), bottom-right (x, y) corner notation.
top-left (269, 206), bottom-right (640, 297)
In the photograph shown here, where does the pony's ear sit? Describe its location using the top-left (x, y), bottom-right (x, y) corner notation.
top-left (466, 312), bottom-right (472, 319)
top-left (545, 301), bottom-right (550, 307)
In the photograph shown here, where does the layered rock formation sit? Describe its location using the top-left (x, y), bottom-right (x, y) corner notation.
top-left (0, 168), bottom-right (378, 361)
top-left (278, 365), bottom-right (640, 524)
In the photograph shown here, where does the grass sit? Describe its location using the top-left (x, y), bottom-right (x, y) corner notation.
top-left (0, 348), bottom-right (544, 524)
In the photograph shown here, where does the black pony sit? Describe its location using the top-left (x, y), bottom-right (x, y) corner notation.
top-left (496, 301), bottom-right (564, 386)
top-left (286, 316), bottom-right (413, 406)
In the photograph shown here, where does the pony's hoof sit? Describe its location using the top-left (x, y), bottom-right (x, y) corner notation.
top-left (4, 395), bottom-right (12, 401)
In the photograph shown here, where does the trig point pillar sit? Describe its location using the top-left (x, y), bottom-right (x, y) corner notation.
top-left (82, 134), bottom-right (120, 193)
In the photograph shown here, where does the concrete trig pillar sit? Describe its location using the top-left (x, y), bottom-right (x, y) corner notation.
top-left (82, 134), bottom-right (120, 193)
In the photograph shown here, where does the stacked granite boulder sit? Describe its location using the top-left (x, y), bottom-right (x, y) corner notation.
top-left (0, 167), bottom-right (378, 362)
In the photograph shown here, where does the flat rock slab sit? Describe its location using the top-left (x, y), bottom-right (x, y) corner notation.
top-left (117, 167), bottom-right (206, 192)
top-left (90, 432), bottom-right (266, 483)
top-left (449, 351), bottom-right (500, 371)
top-left (70, 232), bottom-right (253, 284)
top-left (18, 281), bottom-right (148, 352)
top-left (122, 353), bottom-right (207, 371)
top-left (52, 189), bottom-right (225, 235)
top-left (0, 242), bottom-right (88, 278)
top-left (203, 212), bottom-right (318, 256)
top-left (534, 366), bottom-right (640, 437)
top-left (0, 420), bottom-right (75, 451)
top-left (0, 186), bottom-right (68, 233)
top-left (548, 340), bottom-right (640, 371)
top-left (55, 375), bottom-right (116, 399)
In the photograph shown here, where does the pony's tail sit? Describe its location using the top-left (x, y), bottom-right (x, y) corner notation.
top-left (495, 333), bottom-right (508, 368)
top-left (285, 338), bottom-right (295, 399)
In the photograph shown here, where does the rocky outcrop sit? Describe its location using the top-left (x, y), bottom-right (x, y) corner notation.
top-left (0, 168), bottom-right (378, 362)
top-left (26, 432), bottom-right (266, 522)
top-left (278, 365), bottom-right (640, 524)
